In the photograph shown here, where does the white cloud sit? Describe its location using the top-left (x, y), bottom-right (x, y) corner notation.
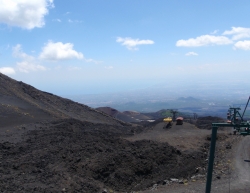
top-left (116, 37), bottom-right (154, 50)
top-left (13, 44), bottom-right (34, 60)
top-left (52, 19), bottom-right (61, 22)
top-left (0, 67), bottom-right (15, 75)
top-left (223, 27), bottom-right (250, 40)
top-left (85, 58), bottom-right (103, 64)
top-left (105, 66), bottom-right (113, 69)
top-left (13, 44), bottom-right (46, 73)
top-left (0, 0), bottom-right (54, 29)
top-left (39, 41), bottom-right (84, 61)
top-left (234, 40), bottom-right (250, 50)
top-left (68, 19), bottom-right (82, 23)
top-left (185, 52), bottom-right (198, 56)
top-left (17, 61), bottom-right (46, 73)
top-left (176, 35), bottom-right (233, 47)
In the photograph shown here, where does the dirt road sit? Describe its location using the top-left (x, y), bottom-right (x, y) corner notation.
top-left (229, 135), bottom-right (250, 192)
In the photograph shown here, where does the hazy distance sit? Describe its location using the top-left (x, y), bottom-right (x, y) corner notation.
top-left (66, 80), bottom-right (250, 118)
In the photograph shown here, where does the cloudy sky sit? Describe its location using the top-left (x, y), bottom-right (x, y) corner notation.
top-left (1, 0), bottom-right (250, 95)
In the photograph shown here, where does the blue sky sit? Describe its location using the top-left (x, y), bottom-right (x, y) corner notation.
top-left (1, 0), bottom-right (250, 95)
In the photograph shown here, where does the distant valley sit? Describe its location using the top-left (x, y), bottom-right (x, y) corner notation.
top-left (67, 82), bottom-right (250, 119)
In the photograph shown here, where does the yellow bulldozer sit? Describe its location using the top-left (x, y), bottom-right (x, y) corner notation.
top-left (163, 117), bottom-right (173, 128)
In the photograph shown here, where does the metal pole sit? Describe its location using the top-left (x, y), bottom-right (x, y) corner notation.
top-left (233, 108), bottom-right (237, 123)
top-left (242, 96), bottom-right (250, 119)
top-left (205, 126), bottom-right (218, 193)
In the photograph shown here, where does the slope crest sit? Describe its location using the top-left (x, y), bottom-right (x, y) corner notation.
top-left (0, 73), bottom-right (126, 126)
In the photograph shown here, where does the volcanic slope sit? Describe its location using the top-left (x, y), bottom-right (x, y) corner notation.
top-left (0, 73), bottom-right (210, 192)
top-left (0, 73), bottom-right (126, 127)
top-left (96, 107), bottom-right (151, 123)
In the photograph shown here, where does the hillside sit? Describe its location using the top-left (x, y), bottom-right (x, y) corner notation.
top-left (96, 107), bottom-right (139, 122)
top-left (0, 73), bottom-right (247, 193)
top-left (96, 107), bottom-right (152, 123)
top-left (0, 73), bottom-right (126, 127)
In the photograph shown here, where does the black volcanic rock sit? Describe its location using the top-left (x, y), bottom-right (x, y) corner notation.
top-left (195, 116), bottom-right (225, 130)
top-left (0, 119), bottom-right (204, 192)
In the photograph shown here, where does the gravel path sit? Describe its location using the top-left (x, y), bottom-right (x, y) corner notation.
top-left (139, 135), bottom-right (250, 193)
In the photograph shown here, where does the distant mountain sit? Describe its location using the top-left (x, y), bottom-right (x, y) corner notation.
top-left (0, 73), bottom-right (126, 127)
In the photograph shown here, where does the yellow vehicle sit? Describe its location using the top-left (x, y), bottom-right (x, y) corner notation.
top-left (163, 117), bottom-right (173, 128)
top-left (163, 117), bottom-right (172, 122)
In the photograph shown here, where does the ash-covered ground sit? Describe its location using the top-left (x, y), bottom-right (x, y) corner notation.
top-left (0, 119), bottom-right (207, 192)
